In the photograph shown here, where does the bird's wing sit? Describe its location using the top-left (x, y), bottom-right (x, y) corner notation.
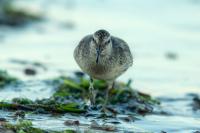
top-left (74, 35), bottom-right (92, 60)
top-left (112, 36), bottom-right (133, 69)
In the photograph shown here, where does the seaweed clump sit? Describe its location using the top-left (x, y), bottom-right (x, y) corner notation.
top-left (0, 70), bottom-right (17, 88)
top-left (53, 74), bottom-right (159, 115)
top-left (0, 97), bottom-right (86, 114)
top-left (0, 120), bottom-right (76, 133)
top-left (0, 72), bottom-right (159, 116)
top-left (0, 0), bottom-right (42, 27)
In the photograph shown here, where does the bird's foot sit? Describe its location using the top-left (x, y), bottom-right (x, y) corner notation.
top-left (88, 104), bottom-right (102, 111)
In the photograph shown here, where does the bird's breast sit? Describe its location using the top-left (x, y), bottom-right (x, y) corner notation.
top-left (89, 64), bottom-right (108, 75)
top-left (83, 62), bottom-right (114, 80)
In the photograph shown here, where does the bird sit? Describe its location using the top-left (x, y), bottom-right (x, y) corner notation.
top-left (74, 29), bottom-right (133, 106)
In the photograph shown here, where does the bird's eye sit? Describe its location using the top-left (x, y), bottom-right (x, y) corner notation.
top-left (105, 40), bottom-right (110, 44)
top-left (92, 38), bottom-right (96, 42)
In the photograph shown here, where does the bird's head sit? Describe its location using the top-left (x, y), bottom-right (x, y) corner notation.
top-left (91, 29), bottom-right (112, 64)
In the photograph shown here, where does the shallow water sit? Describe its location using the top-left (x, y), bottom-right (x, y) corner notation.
top-left (0, 0), bottom-right (200, 132)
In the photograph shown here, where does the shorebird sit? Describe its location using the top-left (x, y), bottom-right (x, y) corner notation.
top-left (74, 29), bottom-right (133, 106)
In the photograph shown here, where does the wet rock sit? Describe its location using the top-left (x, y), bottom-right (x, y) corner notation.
top-left (24, 68), bottom-right (37, 76)
top-left (64, 120), bottom-right (80, 126)
top-left (165, 52), bottom-right (178, 60)
top-left (192, 95), bottom-right (200, 111)
top-left (90, 120), bottom-right (117, 132)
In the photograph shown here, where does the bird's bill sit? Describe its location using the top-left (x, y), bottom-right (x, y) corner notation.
top-left (96, 47), bottom-right (100, 64)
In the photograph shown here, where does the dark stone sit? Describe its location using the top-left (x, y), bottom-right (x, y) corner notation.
top-left (0, 118), bottom-right (6, 122)
top-left (165, 52), bottom-right (178, 60)
top-left (24, 68), bottom-right (37, 76)
top-left (74, 71), bottom-right (85, 77)
top-left (64, 120), bottom-right (79, 126)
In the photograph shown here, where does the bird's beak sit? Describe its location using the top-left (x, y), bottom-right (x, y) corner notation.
top-left (96, 46), bottom-right (100, 64)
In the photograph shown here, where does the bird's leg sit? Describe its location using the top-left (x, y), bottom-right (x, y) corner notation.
top-left (103, 81), bottom-right (114, 108)
top-left (89, 77), bottom-right (96, 106)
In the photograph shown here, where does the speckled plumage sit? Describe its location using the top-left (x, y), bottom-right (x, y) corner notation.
top-left (74, 29), bottom-right (133, 105)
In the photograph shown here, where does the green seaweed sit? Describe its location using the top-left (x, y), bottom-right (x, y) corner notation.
top-left (0, 71), bottom-right (158, 116)
top-left (3, 120), bottom-right (43, 133)
top-left (55, 75), bottom-right (159, 105)
top-left (0, 101), bottom-right (85, 114)
top-left (52, 75), bottom-right (159, 114)
top-left (1, 120), bottom-right (76, 133)
top-left (12, 98), bottom-right (34, 105)
top-left (53, 77), bottom-right (86, 99)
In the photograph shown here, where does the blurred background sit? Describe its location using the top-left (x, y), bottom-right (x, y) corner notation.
top-left (0, 0), bottom-right (200, 97)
